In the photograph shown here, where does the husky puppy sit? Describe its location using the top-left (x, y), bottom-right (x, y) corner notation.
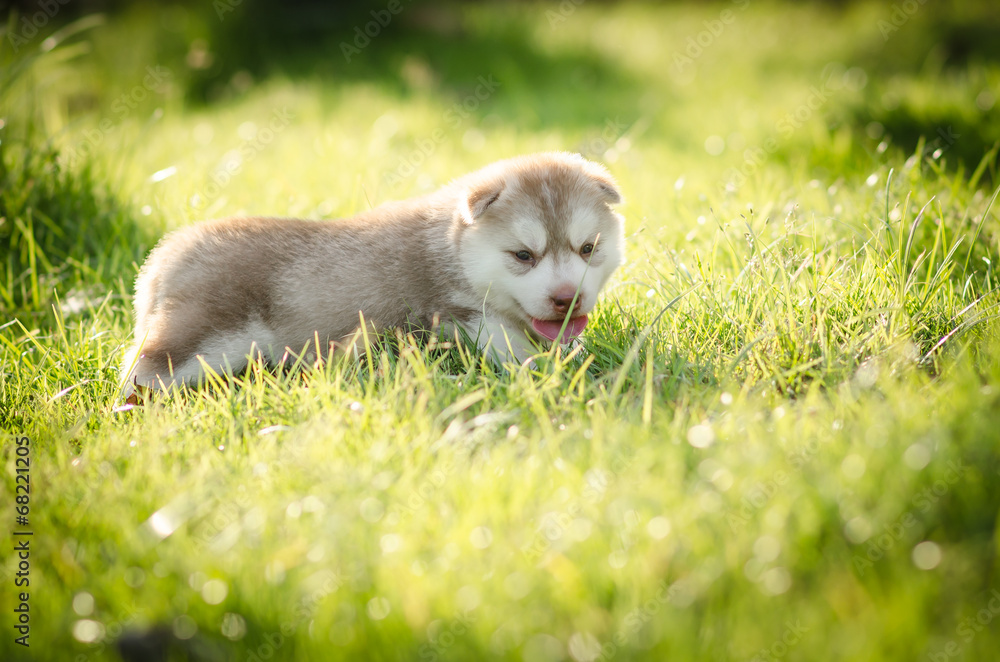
top-left (120, 152), bottom-right (625, 398)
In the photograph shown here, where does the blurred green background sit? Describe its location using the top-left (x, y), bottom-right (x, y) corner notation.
top-left (1, 1), bottom-right (999, 661)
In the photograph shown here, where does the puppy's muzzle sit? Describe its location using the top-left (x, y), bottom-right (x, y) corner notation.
top-left (550, 288), bottom-right (583, 317)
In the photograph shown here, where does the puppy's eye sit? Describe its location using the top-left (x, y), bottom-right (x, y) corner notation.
top-left (514, 250), bottom-right (534, 263)
top-left (580, 243), bottom-right (595, 256)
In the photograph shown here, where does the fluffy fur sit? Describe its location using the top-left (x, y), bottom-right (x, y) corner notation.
top-left (120, 152), bottom-right (625, 397)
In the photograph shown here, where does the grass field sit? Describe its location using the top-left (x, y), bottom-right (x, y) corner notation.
top-left (2, 1), bottom-right (1000, 660)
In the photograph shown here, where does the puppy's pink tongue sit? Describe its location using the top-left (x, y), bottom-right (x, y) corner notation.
top-left (531, 315), bottom-right (588, 343)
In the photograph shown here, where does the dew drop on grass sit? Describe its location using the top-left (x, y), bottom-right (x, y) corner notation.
top-left (173, 615), bottom-right (198, 640)
top-left (470, 526), bottom-right (493, 549)
top-left (912, 541), bottom-right (942, 570)
top-left (188, 571), bottom-right (207, 591)
top-left (761, 567), bottom-right (791, 595)
top-left (844, 516), bottom-right (871, 543)
top-left (841, 454), bottom-right (866, 480)
top-left (523, 634), bottom-right (564, 662)
top-left (372, 113), bottom-right (399, 141)
top-left (72, 592), bottom-right (95, 616)
top-left (608, 551), bottom-right (628, 569)
top-left (286, 501), bottom-right (302, 519)
top-left (753, 535), bottom-right (781, 563)
top-left (372, 471), bottom-right (394, 490)
top-left (359, 498), bottom-right (384, 523)
top-left (687, 423), bottom-right (715, 448)
top-left (302, 495), bottom-right (324, 513)
top-left (504, 572), bottom-right (531, 600)
top-left (904, 444), bottom-right (932, 470)
top-left (72, 620), bottom-right (104, 643)
top-left (366, 597), bottom-right (391, 621)
top-left (463, 128), bottom-right (486, 152)
top-left (457, 585), bottom-right (481, 611)
top-left (221, 612), bottom-right (247, 641)
top-left (647, 516), bottom-right (671, 540)
top-left (568, 631), bottom-right (602, 662)
top-left (699, 491), bottom-right (723, 512)
top-left (704, 135), bottom-right (725, 155)
top-left (569, 518), bottom-right (592, 542)
top-left (977, 89), bottom-right (997, 111)
top-left (202, 579), bottom-right (228, 605)
top-left (380, 534), bottom-right (402, 554)
top-left (744, 557), bottom-right (764, 582)
top-left (237, 121), bottom-right (257, 141)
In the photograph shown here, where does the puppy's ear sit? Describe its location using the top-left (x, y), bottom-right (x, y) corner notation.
top-left (582, 162), bottom-right (623, 205)
top-left (463, 178), bottom-right (505, 224)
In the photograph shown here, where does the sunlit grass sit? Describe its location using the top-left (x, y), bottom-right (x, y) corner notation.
top-left (2, 2), bottom-right (1000, 661)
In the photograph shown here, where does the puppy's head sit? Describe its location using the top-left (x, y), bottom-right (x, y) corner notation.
top-left (455, 152), bottom-right (625, 344)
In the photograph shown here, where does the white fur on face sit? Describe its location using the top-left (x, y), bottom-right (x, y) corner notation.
top-left (459, 199), bottom-right (624, 324)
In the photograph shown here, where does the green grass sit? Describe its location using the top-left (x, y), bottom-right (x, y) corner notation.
top-left (2, 2), bottom-right (1000, 661)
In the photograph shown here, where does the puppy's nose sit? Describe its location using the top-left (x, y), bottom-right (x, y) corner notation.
top-left (550, 288), bottom-right (582, 316)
